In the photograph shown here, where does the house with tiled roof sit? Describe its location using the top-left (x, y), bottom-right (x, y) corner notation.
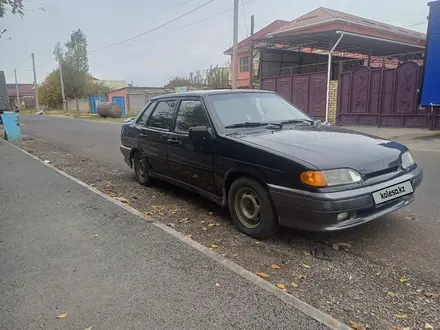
top-left (223, 20), bottom-right (289, 88)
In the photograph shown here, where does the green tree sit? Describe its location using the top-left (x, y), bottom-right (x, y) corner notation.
top-left (0, 0), bottom-right (23, 18)
top-left (54, 29), bottom-right (89, 112)
top-left (38, 69), bottom-right (62, 109)
top-left (205, 65), bottom-right (229, 89)
top-left (164, 76), bottom-right (192, 89)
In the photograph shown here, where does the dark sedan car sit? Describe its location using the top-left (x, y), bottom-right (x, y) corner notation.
top-left (120, 90), bottom-right (423, 238)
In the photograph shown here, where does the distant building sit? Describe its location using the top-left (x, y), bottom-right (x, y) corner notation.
top-left (6, 83), bottom-right (36, 109)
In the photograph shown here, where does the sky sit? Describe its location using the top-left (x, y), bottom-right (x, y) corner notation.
top-left (0, 0), bottom-right (430, 86)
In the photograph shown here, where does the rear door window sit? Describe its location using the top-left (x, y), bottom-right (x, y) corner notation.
top-left (147, 100), bottom-right (176, 130)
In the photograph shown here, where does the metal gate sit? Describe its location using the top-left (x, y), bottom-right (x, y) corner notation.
top-left (112, 96), bottom-right (126, 115)
top-left (261, 73), bottom-right (327, 120)
top-left (337, 62), bottom-right (429, 128)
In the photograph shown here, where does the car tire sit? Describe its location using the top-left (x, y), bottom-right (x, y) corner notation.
top-left (228, 177), bottom-right (279, 239)
top-left (133, 151), bottom-right (152, 186)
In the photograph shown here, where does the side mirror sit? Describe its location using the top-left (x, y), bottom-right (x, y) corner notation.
top-left (189, 126), bottom-right (214, 145)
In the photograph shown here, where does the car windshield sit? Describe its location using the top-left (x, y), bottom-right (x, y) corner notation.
top-left (208, 92), bottom-right (311, 128)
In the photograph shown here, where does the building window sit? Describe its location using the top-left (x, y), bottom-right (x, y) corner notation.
top-left (240, 56), bottom-right (250, 72)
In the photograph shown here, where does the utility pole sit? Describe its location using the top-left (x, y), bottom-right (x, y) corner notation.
top-left (14, 69), bottom-right (20, 110)
top-left (249, 15), bottom-right (255, 89)
top-left (58, 58), bottom-right (67, 111)
top-left (231, 0), bottom-right (239, 89)
top-left (31, 53), bottom-right (39, 111)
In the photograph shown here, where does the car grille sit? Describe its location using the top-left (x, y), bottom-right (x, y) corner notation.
top-left (364, 165), bottom-right (400, 179)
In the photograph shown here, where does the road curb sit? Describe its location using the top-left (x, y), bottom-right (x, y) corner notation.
top-left (5, 138), bottom-right (351, 330)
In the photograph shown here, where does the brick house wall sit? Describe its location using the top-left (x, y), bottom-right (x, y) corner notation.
top-left (328, 80), bottom-right (338, 124)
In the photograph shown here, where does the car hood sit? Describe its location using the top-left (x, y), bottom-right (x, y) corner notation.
top-left (232, 125), bottom-right (406, 175)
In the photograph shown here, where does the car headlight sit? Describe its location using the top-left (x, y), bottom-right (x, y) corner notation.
top-left (401, 151), bottom-right (415, 169)
top-left (301, 169), bottom-right (362, 188)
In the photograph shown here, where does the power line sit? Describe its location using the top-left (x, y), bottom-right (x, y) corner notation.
top-left (91, 0), bottom-right (198, 41)
top-left (88, 0), bottom-right (214, 53)
top-left (91, 0), bottom-right (254, 54)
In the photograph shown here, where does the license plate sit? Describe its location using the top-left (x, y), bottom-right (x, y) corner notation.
top-left (372, 181), bottom-right (413, 205)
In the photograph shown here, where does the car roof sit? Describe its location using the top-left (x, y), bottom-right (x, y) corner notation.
top-left (150, 89), bottom-right (274, 101)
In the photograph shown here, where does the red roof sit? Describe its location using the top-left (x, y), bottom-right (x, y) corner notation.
top-left (6, 84), bottom-right (35, 97)
top-left (224, 20), bottom-right (289, 55)
top-left (269, 7), bottom-right (426, 46)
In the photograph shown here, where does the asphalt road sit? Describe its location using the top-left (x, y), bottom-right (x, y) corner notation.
top-left (0, 139), bottom-right (327, 330)
top-left (19, 115), bottom-right (440, 284)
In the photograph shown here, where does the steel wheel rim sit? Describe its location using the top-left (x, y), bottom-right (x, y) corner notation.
top-left (234, 187), bottom-right (262, 229)
top-left (136, 157), bottom-right (147, 180)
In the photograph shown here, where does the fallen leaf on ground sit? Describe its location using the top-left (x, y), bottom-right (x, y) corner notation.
top-left (395, 314), bottom-right (408, 319)
top-left (200, 221), bottom-right (206, 224)
top-left (171, 211), bottom-right (177, 215)
top-left (115, 197), bottom-right (129, 204)
top-left (349, 321), bottom-right (366, 330)
top-left (232, 253), bottom-right (238, 257)
top-left (400, 277), bottom-right (409, 283)
top-left (291, 281), bottom-right (298, 288)
top-left (271, 264), bottom-right (281, 269)
top-left (179, 217), bottom-right (189, 223)
top-left (208, 223), bottom-right (220, 227)
top-left (144, 211), bottom-right (153, 216)
top-left (425, 323), bottom-right (433, 329)
top-left (105, 190), bottom-right (118, 198)
top-left (185, 234), bottom-right (192, 238)
top-left (57, 313), bottom-right (68, 319)
top-left (215, 283), bottom-right (220, 287)
top-left (208, 212), bottom-right (214, 216)
top-left (84, 327), bottom-right (93, 330)
top-left (388, 292), bottom-right (396, 297)
top-left (303, 251), bottom-right (311, 256)
top-left (210, 244), bottom-right (219, 249)
top-left (256, 272), bottom-right (270, 278)
top-left (424, 292), bottom-right (440, 298)
top-left (332, 242), bottom-right (352, 251)
top-left (302, 263), bottom-right (311, 269)
top-left (80, 159), bottom-right (88, 163)
top-left (276, 283), bottom-right (286, 289)
top-left (298, 274), bottom-right (306, 280)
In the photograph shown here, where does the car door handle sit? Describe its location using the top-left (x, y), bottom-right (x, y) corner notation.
top-left (140, 133), bottom-right (148, 138)
top-left (167, 138), bottom-right (179, 144)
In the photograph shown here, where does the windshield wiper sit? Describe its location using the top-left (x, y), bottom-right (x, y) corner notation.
top-left (225, 122), bottom-right (269, 128)
top-left (280, 119), bottom-right (314, 125)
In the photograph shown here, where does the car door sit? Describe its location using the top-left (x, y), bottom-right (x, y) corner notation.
top-left (167, 98), bottom-right (216, 194)
top-left (138, 99), bottom-right (177, 176)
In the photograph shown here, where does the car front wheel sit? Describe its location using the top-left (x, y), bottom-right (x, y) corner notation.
top-left (133, 151), bottom-right (152, 186)
top-left (228, 177), bottom-right (279, 239)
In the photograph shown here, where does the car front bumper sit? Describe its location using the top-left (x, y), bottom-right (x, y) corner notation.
top-left (268, 166), bottom-right (423, 231)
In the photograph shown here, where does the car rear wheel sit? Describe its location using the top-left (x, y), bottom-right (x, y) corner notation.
top-left (228, 177), bottom-right (279, 239)
top-left (133, 151), bottom-right (152, 186)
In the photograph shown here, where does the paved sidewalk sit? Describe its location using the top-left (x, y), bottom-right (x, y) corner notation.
top-left (0, 139), bottom-right (330, 330)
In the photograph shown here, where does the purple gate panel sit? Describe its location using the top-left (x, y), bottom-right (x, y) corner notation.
top-left (394, 62), bottom-right (419, 114)
top-left (308, 73), bottom-right (327, 118)
top-left (350, 66), bottom-right (369, 113)
top-left (291, 75), bottom-right (310, 113)
top-left (368, 70), bottom-right (382, 113)
top-left (261, 78), bottom-right (276, 92)
top-left (381, 70), bottom-right (395, 114)
top-left (338, 73), bottom-right (351, 114)
top-left (276, 76), bottom-right (292, 102)
top-left (336, 62), bottom-right (428, 128)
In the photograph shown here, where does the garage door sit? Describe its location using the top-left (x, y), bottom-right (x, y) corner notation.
top-left (128, 94), bottom-right (146, 113)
